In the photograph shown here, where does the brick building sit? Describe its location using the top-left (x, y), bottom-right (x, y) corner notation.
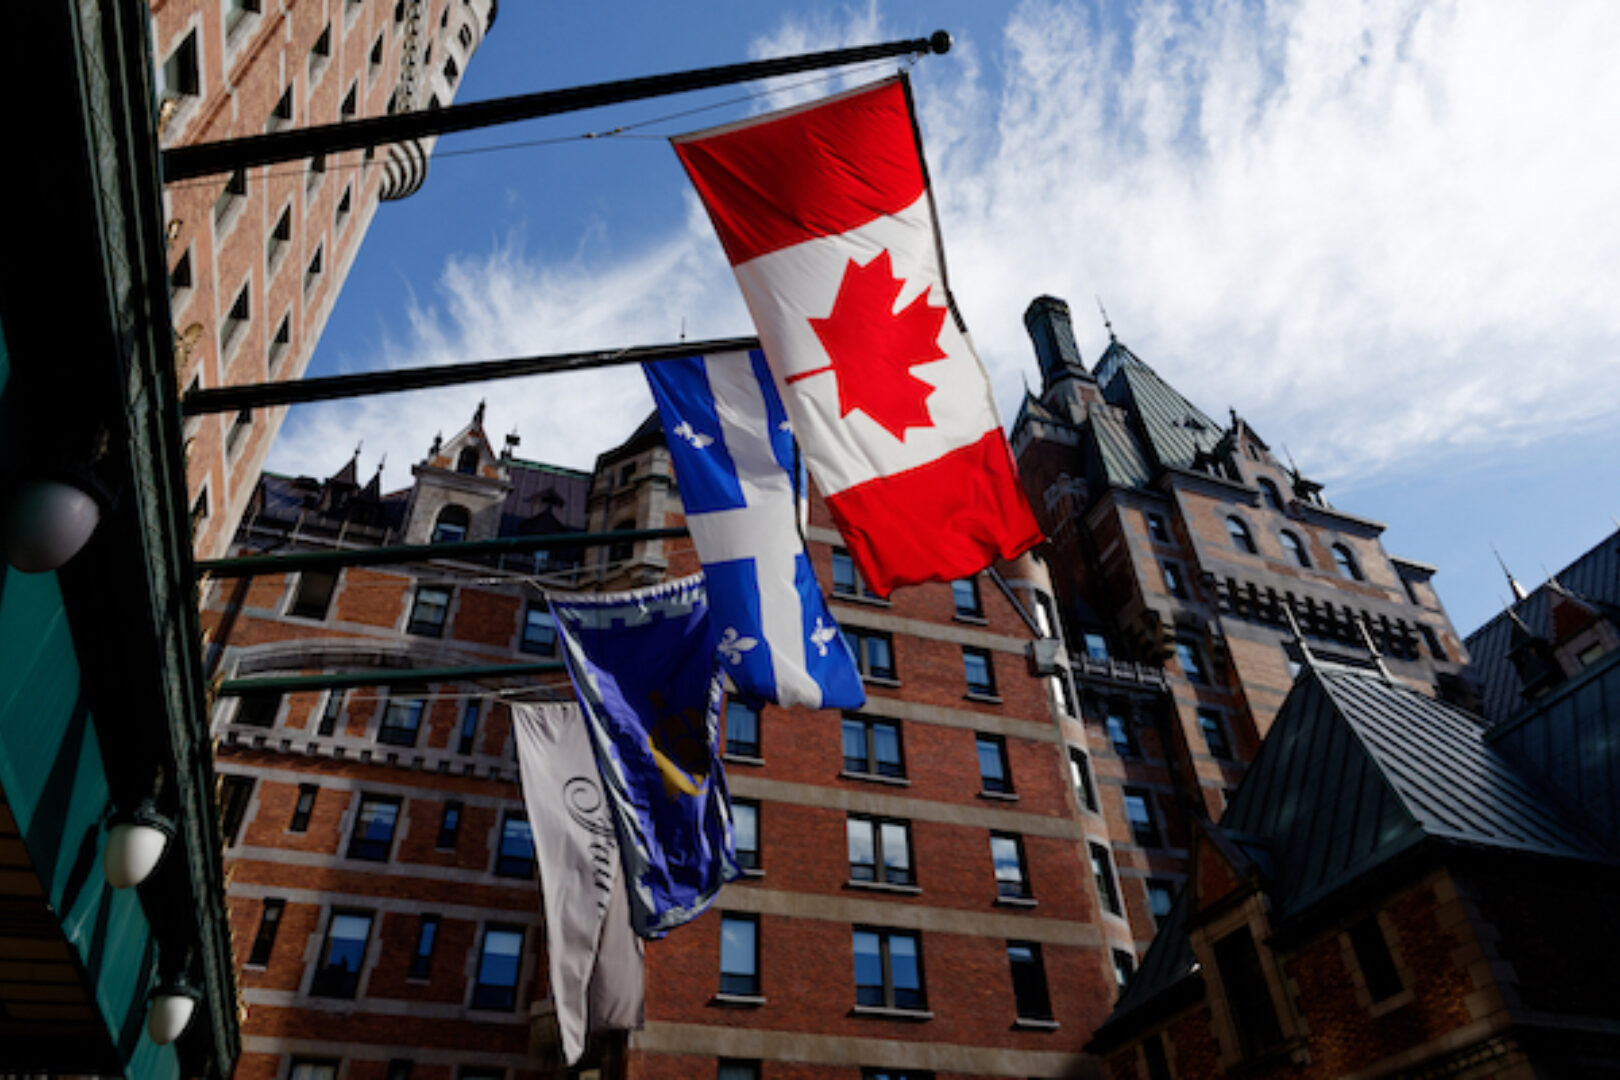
top-left (205, 398), bottom-right (1131, 1079)
top-left (1008, 296), bottom-right (1469, 977)
top-left (150, 0), bottom-right (496, 558)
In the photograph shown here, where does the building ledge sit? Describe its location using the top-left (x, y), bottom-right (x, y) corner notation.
top-left (723, 753), bottom-right (765, 768)
top-left (736, 867), bottom-right (765, 880)
top-left (710, 993), bottom-right (766, 1009)
top-left (862, 675), bottom-right (902, 689)
top-left (954, 613), bottom-right (989, 627)
top-left (964, 692), bottom-right (1004, 705)
top-left (850, 1005), bottom-right (933, 1022)
top-left (977, 790), bottom-right (1020, 803)
top-left (994, 895), bottom-right (1038, 910)
top-left (839, 770), bottom-right (911, 787)
top-left (846, 880), bottom-right (921, 896)
top-left (1012, 1017), bottom-right (1060, 1031)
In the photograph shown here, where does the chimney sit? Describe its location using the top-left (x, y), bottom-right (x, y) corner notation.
top-left (1023, 296), bottom-right (1087, 392)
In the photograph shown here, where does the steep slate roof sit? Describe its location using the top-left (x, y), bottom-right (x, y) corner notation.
top-left (1091, 663), bottom-right (1615, 1048)
top-left (1085, 403), bottom-right (1155, 489)
top-left (1099, 351), bottom-right (1226, 476)
top-left (1464, 528), bottom-right (1620, 726)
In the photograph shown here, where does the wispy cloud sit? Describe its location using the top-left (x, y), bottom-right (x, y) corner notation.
top-left (270, 0), bottom-right (1620, 501)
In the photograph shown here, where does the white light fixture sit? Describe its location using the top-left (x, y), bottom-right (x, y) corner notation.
top-left (147, 975), bottom-right (201, 1046)
top-left (0, 474), bottom-right (103, 573)
top-left (104, 802), bottom-right (175, 890)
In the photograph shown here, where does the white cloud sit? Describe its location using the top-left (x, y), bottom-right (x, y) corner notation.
top-left (271, 0), bottom-right (1620, 499)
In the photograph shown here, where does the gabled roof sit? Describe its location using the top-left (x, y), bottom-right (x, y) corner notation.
top-left (1100, 351), bottom-right (1226, 476)
top-left (1085, 403), bottom-right (1154, 489)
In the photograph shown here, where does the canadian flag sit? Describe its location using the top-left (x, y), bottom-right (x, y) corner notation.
top-left (673, 75), bottom-right (1043, 596)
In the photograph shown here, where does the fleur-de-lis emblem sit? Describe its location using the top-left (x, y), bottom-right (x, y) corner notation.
top-left (810, 617), bottom-right (838, 657)
top-left (716, 626), bottom-right (759, 665)
top-left (672, 420), bottom-right (714, 449)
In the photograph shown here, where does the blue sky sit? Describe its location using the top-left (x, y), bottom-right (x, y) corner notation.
top-left (268, 0), bottom-right (1620, 638)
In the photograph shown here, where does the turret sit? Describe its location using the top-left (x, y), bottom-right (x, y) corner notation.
top-left (1023, 296), bottom-right (1089, 392)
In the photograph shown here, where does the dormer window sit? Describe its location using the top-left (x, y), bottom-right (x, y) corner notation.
top-left (1258, 478), bottom-right (1284, 511)
top-left (456, 447), bottom-right (479, 474)
top-left (1280, 530), bottom-right (1310, 568)
top-left (1226, 516), bottom-right (1257, 554)
top-left (1331, 543), bottom-right (1363, 581)
top-left (431, 505), bottom-right (470, 544)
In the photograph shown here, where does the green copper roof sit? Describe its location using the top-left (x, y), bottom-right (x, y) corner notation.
top-left (1101, 353), bottom-right (1225, 475)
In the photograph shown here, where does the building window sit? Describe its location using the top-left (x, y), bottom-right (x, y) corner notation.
top-left (459, 24), bottom-right (475, 49)
top-left (1258, 477), bottom-right (1284, 510)
top-left (1176, 639), bottom-right (1210, 684)
top-left (720, 914), bottom-right (759, 996)
top-left (219, 774), bottom-right (254, 845)
top-left (606, 518), bottom-right (637, 564)
top-left (335, 184), bottom-right (353, 230)
top-left (289, 784), bottom-right (318, 832)
top-left (1105, 711), bottom-right (1138, 757)
top-left (842, 716), bottom-right (903, 778)
top-left (1146, 512), bottom-right (1171, 543)
top-left (962, 647), bottom-right (997, 697)
top-left (436, 801), bottom-right (463, 849)
top-left (852, 928), bottom-right (924, 1010)
top-left (1007, 941), bottom-right (1053, 1021)
top-left (496, 812), bottom-right (536, 878)
top-left (976, 733), bottom-right (1012, 794)
top-left (1161, 561), bottom-right (1187, 598)
top-left (308, 24), bottom-right (331, 82)
top-left (733, 801), bottom-right (760, 871)
top-left (1213, 925), bottom-right (1285, 1058)
top-left (226, 0), bottom-right (263, 39)
top-left (221, 280), bottom-right (250, 350)
top-left (1123, 788), bottom-right (1162, 847)
top-left (160, 29), bottom-right (201, 103)
top-left (1033, 591), bottom-right (1058, 637)
top-left (307, 152), bottom-right (326, 192)
top-left (387, 1063), bottom-right (412, 1080)
top-left (1050, 670), bottom-right (1076, 716)
top-left (316, 690), bottom-right (344, 736)
top-left (990, 833), bottom-right (1030, 899)
top-left (169, 249), bottom-right (193, 301)
top-left (409, 914), bottom-right (440, 980)
top-left (725, 699), bottom-right (761, 759)
top-left (341, 81), bottom-right (359, 119)
top-left (845, 628), bottom-right (896, 681)
top-left (289, 569), bottom-right (339, 619)
top-left (291, 1061), bottom-right (339, 1080)
top-left (268, 312), bottom-right (291, 373)
top-left (225, 408), bottom-right (253, 459)
top-left (471, 925), bottom-right (524, 1010)
top-left (457, 446), bottom-right (480, 474)
top-left (1069, 748), bottom-right (1097, 812)
top-left (310, 910), bottom-right (373, 998)
top-left (235, 691), bottom-right (280, 729)
top-left (304, 244), bottom-right (325, 294)
top-left (347, 795), bottom-right (401, 861)
top-left (1227, 516), bottom-right (1257, 553)
top-left (369, 33), bottom-right (385, 77)
top-left (457, 702), bottom-right (479, 755)
top-left (246, 897), bottom-right (284, 966)
top-left (1331, 542), bottom-right (1363, 581)
top-left (1090, 843), bottom-right (1122, 915)
top-left (1347, 916), bottom-right (1402, 1002)
top-left (1280, 530), bottom-right (1310, 567)
top-left (1198, 709), bottom-right (1233, 759)
top-left (831, 548), bottom-right (882, 600)
top-left (266, 85), bottom-right (293, 132)
top-left (1421, 625), bottom-right (1449, 662)
top-left (520, 604), bottom-right (556, 655)
top-left (718, 1063), bottom-right (759, 1080)
top-left (378, 692), bottom-right (425, 747)
top-left (1147, 880), bottom-right (1175, 929)
top-left (190, 485), bottom-right (210, 530)
top-left (847, 816), bottom-right (913, 886)
top-left (430, 504), bottom-right (470, 544)
top-left (407, 585), bottom-right (452, 636)
top-left (443, 56), bottom-right (460, 84)
top-left (214, 168), bottom-right (247, 230)
top-left (952, 577), bottom-right (983, 618)
top-left (1082, 631), bottom-right (1109, 661)
top-left (1112, 948), bottom-right (1136, 988)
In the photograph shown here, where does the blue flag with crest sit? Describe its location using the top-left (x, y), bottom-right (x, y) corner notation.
top-left (644, 349), bottom-right (865, 710)
top-left (550, 574), bottom-right (738, 938)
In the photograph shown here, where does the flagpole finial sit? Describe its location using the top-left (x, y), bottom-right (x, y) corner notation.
top-left (1096, 296), bottom-right (1116, 343)
top-left (929, 30), bottom-right (953, 55)
top-left (1492, 544), bottom-right (1529, 603)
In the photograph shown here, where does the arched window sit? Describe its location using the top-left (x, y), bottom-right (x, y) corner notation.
top-left (456, 446), bottom-right (479, 475)
top-left (431, 505), bottom-right (470, 544)
top-left (1332, 543), bottom-right (1363, 581)
top-left (608, 519), bottom-right (636, 564)
top-left (1226, 516), bottom-right (1257, 554)
top-left (1279, 530), bottom-right (1310, 567)
top-left (1258, 478), bottom-right (1284, 511)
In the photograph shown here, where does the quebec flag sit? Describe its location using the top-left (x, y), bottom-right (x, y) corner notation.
top-left (645, 349), bottom-right (865, 710)
top-left (551, 575), bottom-right (739, 938)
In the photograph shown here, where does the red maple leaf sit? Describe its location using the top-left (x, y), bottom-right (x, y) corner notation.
top-left (798, 250), bottom-right (947, 440)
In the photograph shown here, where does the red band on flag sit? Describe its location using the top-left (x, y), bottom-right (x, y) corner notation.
top-left (673, 79), bottom-right (925, 266)
top-left (824, 430), bottom-right (1043, 597)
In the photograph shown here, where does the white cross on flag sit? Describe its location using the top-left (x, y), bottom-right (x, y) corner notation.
top-left (673, 74), bottom-right (1042, 596)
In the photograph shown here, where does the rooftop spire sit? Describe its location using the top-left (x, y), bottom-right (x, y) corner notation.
top-left (473, 399), bottom-right (487, 427)
top-left (1096, 296), bottom-right (1116, 343)
top-left (1493, 546), bottom-right (1529, 603)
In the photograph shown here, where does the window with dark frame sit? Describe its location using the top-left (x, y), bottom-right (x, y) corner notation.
top-left (386, 1061), bottom-right (412, 1080)
top-left (852, 928), bottom-right (924, 1010)
top-left (335, 184), bottom-right (353, 230)
top-left (310, 909), bottom-right (373, 998)
top-left (1347, 916), bottom-right (1403, 1002)
top-left (290, 1061), bottom-right (339, 1080)
top-left (1176, 639), bottom-right (1210, 684)
top-left (457, 702), bottom-right (479, 755)
top-left (1112, 948), bottom-right (1136, 988)
top-left (1280, 529), bottom-right (1310, 567)
top-left (1198, 709), bottom-right (1233, 759)
top-left (842, 716), bottom-right (903, 778)
top-left (725, 699), bottom-right (761, 759)
top-left (214, 168), bottom-right (247, 228)
top-left (222, 281), bottom-right (250, 349)
top-left (845, 627), bottom-right (896, 681)
top-left (607, 518), bottom-right (635, 562)
top-left (952, 577), bottom-right (983, 618)
top-left (1123, 788), bottom-right (1162, 847)
top-left (1105, 711), bottom-right (1138, 757)
top-left (1332, 543), bottom-right (1363, 581)
top-left (236, 691), bottom-right (280, 728)
top-left (1083, 631), bottom-right (1109, 661)
top-left (289, 784), bottom-right (318, 832)
top-left (268, 313), bottom-right (291, 373)
top-left (1212, 925), bottom-right (1284, 1058)
top-left (378, 693), bottom-right (425, 747)
top-left (990, 833), bottom-right (1030, 899)
top-left (266, 85), bottom-right (293, 132)
top-left (496, 812), bottom-right (535, 878)
top-left (160, 29), bottom-right (200, 101)
top-left (436, 801), bottom-right (463, 849)
top-left (975, 733), bottom-right (1012, 794)
top-left (1050, 670), bottom-right (1076, 716)
top-left (1069, 747), bottom-right (1097, 811)
top-left (733, 801), bottom-right (760, 871)
top-left (289, 569), bottom-right (339, 619)
top-left (1090, 842), bottom-right (1121, 915)
top-left (1161, 561), bottom-right (1187, 598)
top-left (962, 646), bottom-right (997, 697)
top-left (1033, 591), bottom-right (1058, 638)
top-left (341, 81), bottom-right (359, 118)
top-left (831, 548), bottom-right (882, 600)
top-left (347, 795), bottom-right (401, 861)
top-left (304, 244), bottom-right (324, 293)
top-left (719, 913), bottom-right (759, 996)
top-left (520, 604), bottom-right (556, 655)
top-left (170, 250), bottom-right (192, 299)
top-left (308, 24), bottom-right (331, 81)
top-left (247, 897), bottom-right (284, 966)
top-left (1007, 941), bottom-right (1053, 1021)
top-left (409, 914), bottom-right (440, 980)
top-left (220, 774), bottom-right (254, 845)
top-left (1258, 477), bottom-right (1285, 510)
top-left (718, 1063), bottom-right (759, 1080)
top-left (307, 152), bottom-right (326, 192)
top-left (1421, 625), bottom-right (1448, 662)
top-left (471, 925), bottom-right (523, 1010)
top-left (225, 408), bottom-right (253, 458)
top-left (847, 815), bottom-right (913, 886)
top-left (1227, 516), bottom-right (1258, 553)
top-left (1147, 880), bottom-right (1175, 929)
top-left (369, 33), bottom-right (385, 76)
top-left (407, 585), bottom-right (452, 636)
top-left (1146, 513), bottom-right (1171, 543)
